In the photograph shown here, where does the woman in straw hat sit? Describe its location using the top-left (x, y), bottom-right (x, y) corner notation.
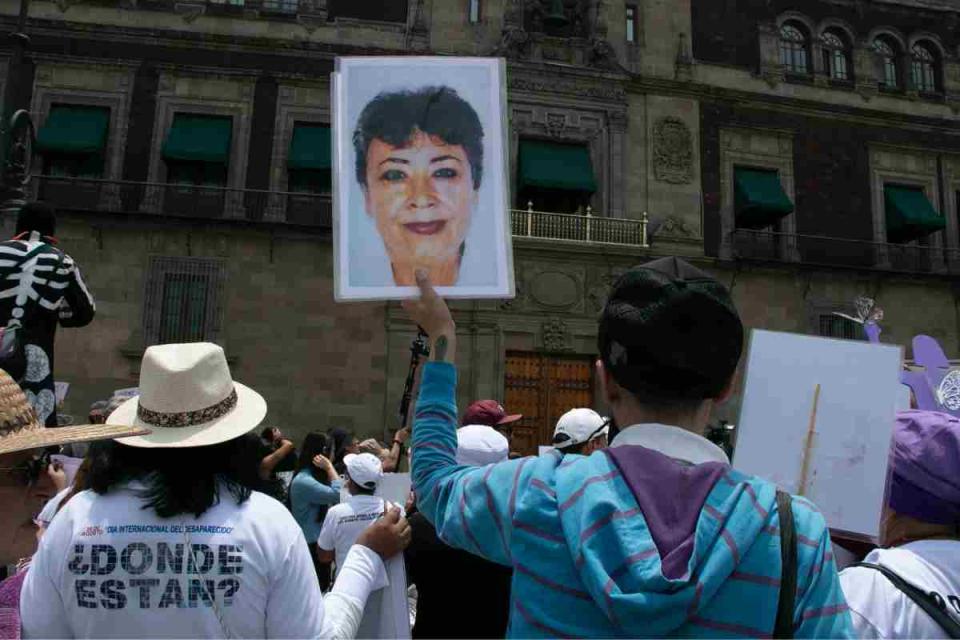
top-left (19, 343), bottom-right (411, 639)
top-left (0, 368), bottom-right (149, 640)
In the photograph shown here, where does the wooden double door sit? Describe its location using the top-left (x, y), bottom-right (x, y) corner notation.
top-left (504, 352), bottom-right (595, 456)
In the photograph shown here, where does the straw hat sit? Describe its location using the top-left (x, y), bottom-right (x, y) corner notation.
top-left (109, 342), bottom-right (266, 448)
top-left (0, 370), bottom-right (149, 455)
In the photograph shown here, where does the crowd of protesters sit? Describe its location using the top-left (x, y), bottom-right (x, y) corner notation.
top-left (0, 192), bottom-right (957, 640)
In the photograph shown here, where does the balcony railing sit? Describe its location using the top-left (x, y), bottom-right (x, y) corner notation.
top-left (732, 228), bottom-right (960, 274)
top-left (511, 207), bottom-right (649, 247)
top-left (33, 176), bottom-right (653, 247)
top-left (32, 175), bottom-right (333, 226)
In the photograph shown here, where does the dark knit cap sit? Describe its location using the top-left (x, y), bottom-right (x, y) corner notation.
top-left (598, 256), bottom-right (744, 401)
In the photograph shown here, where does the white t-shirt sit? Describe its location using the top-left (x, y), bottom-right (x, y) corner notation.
top-left (35, 487), bottom-right (72, 528)
top-left (20, 481), bottom-right (384, 639)
top-left (840, 539), bottom-right (960, 639)
top-left (318, 494), bottom-right (410, 639)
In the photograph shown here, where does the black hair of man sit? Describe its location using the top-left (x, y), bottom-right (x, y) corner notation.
top-left (353, 86), bottom-right (484, 190)
top-left (347, 477), bottom-right (376, 496)
top-left (598, 256), bottom-right (744, 407)
top-left (16, 201), bottom-right (56, 238)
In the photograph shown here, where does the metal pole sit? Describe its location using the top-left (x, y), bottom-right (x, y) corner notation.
top-left (0, 0), bottom-right (34, 218)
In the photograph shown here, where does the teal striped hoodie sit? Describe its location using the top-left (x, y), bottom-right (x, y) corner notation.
top-left (412, 362), bottom-right (854, 638)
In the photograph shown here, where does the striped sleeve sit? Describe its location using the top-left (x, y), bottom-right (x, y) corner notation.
top-left (411, 362), bottom-right (533, 567)
top-left (791, 500), bottom-right (855, 639)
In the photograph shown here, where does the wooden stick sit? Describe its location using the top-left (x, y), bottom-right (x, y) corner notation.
top-left (798, 384), bottom-right (821, 497)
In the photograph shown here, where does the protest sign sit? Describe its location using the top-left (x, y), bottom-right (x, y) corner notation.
top-left (733, 330), bottom-right (903, 540)
top-left (333, 56), bottom-right (514, 301)
top-left (376, 472), bottom-right (411, 507)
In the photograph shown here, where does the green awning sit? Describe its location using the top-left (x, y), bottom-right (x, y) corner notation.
top-left (518, 140), bottom-right (597, 193)
top-left (162, 114), bottom-right (232, 163)
top-left (288, 124), bottom-right (331, 170)
top-left (36, 105), bottom-right (109, 155)
top-left (734, 167), bottom-right (795, 229)
top-left (885, 185), bottom-right (945, 243)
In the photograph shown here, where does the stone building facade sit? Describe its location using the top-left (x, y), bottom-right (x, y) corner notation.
top-left (0, 0), bottom-right (957, 452)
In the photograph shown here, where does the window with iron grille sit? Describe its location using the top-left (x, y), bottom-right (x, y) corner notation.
top-left (261, 0), bottom-right (297, 12)
top-left (821, 30), bottom-right (849, 81)
top-left (873, 37), bottom-right (900, 89)
top-left (779, 22), bottom-right (809, 75)
top-left (626, 4), bottom-right (638, 43)
top-left (911, 42), bottom-right (939, 93)
top-left (818, 314), bottom-right (862, 340)
top-left (143, 257), bottom-right (226, 346)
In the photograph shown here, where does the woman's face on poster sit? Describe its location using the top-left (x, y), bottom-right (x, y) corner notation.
top-left (363, 129), bottom-right (478, 284)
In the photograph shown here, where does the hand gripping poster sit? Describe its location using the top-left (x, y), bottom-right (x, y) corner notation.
top-left (332, 57), bottom-right (515, 301)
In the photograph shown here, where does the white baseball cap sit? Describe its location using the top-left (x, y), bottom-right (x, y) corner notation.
top-left (456, 424), bottom-right (510, 466)
top-left (344, 452), bottom-right (383, 489)
top-left (552, 408), bottom-right (607, 450)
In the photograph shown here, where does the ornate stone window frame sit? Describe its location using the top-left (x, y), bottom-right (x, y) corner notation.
top-left (759, 12), bottom-right (817, 86)
top-left (142, 255), bottom-right (227, 347)
top-left (868, 144), bottom-right (944, 270)
top-left (817, 21), bottom-right (856, 85)
top-left (907, 33), bottom-right (946, 96)
top-left (507, 78), bottom-right (628, 218)
top-left (29, 56), bottom-right (137, 208)
top-left (144, 67), bottom-right (256, 217)
top-left (718, 127), bottom-right (798, 261)
top-left (266, 80), bottom-right (330, 221)
top-left (936, 154), bottom-right (960, 270)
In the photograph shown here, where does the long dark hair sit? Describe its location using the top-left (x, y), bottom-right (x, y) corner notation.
top-left (328, 428), bottom-right (356, 475)
top-left (296, 431), bottom-right (332, 485)
top-left (87, 434), bottom-right (266, 518)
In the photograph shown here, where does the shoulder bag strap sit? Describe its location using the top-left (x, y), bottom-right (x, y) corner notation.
top-left (854, 561), bottom-right (960, 638)
top-left (774, 490), bottom-right (798, 639)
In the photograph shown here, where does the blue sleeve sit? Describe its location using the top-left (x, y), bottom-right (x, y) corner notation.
top-left (300, 473), bottom-right (342, 507)
top-left (792, 501), bottom-right (856, 639)
top-left (411, 362), bottom-right (535, 567)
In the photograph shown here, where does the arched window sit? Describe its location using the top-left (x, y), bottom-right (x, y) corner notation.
top-left (779, 22), bottom-right (809, 74)
top-left (873, 36), bottom-right (900, 89)
top-left (821, 30), bottom-right (850, 81)
top-left (911, 41), bottom-right (939, 93)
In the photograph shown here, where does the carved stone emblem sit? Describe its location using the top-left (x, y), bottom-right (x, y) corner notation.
top-left (656, 215), bottom-right (698, 239)
top-left (545, 113), bottom-right (566, 138)
top-left (541, 318), bottom-right (571, 352)
top-left (653, 117), bottom-right (693, 184)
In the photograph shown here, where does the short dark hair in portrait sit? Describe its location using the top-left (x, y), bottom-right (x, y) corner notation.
top-left (353, 86), bottom-right (484, 190)
top-left (17, 201), bottom-right (57, 238)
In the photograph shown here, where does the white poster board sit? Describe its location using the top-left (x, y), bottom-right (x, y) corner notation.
top-left (733, 330), bottom-right (903, 540)
top-left (376, 473), bottom-right (411, 508)
top-left (332, 56), bottom-right (515, 301)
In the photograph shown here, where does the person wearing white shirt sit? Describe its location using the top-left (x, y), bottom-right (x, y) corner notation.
top-left (19, 343), bottom-right (411, 639)
top-left (318, 452), bottom-right (411, 639)
top-left (840, 410), bottom-right (960, 639)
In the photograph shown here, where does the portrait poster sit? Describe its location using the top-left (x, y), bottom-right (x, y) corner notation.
top-left (732, 330), bottom-right (904, 540)
top-left (332, 56), bottom-right (515, 301)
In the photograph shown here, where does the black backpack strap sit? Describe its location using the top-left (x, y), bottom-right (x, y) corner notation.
top-left (854, 562), bottom-right (960, 638)
top-left (774, 490), bottom-right (797, 639)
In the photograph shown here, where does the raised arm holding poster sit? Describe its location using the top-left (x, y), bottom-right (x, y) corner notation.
top-left (333, 57), bottom-right (514, 301)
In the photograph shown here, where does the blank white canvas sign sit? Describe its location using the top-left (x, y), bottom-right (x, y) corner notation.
top-left (376, 473), bottom-right (412, 507)
top-left (733, 330), bottom-right (903, 539)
